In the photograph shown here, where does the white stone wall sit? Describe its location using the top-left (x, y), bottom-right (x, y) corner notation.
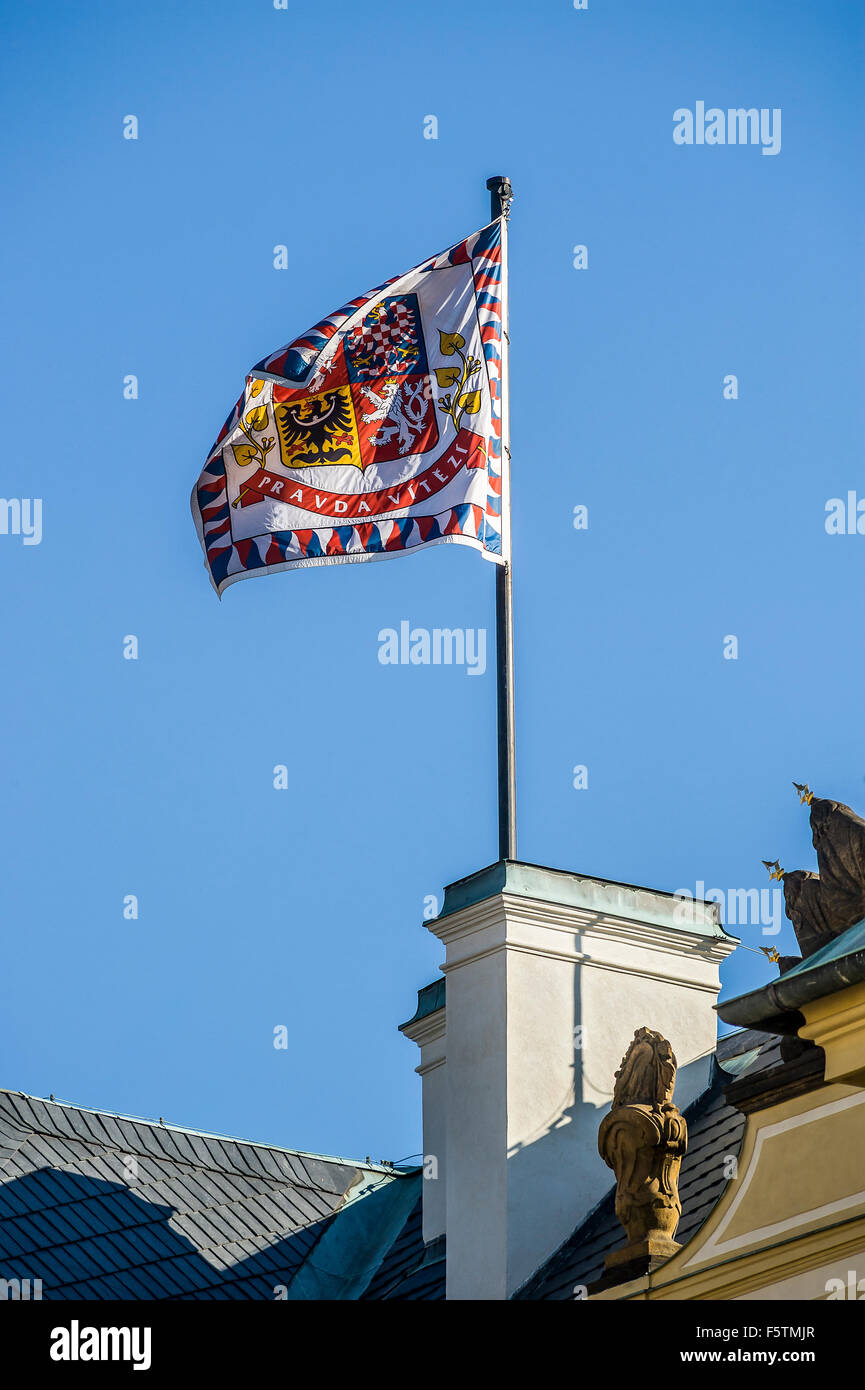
top-left (414, 867), bottom-right (737, 1299)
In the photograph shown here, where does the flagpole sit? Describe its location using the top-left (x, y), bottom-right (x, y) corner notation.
top-left (486, 175), bottom-right (517, 862)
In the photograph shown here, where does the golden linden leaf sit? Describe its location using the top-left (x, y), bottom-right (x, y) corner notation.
top-left (457, 390), bottom-right (481, 415)
top-left (244, 406), bottom-right (269, 433)
top-left (248, 378), bottom-right (265, 398)
top-left (438, 330), bottom-right (466, 357)
top-left (232, 442), bottom-right (260, 468)
top-left (435, 367), bottom-right (461, 388)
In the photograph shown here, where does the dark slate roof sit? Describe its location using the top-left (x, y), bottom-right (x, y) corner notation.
top-left (3, 1032), bottom-right (777, 1303)
top-left (0, 1090), bottom-right (409, 1300)
top-left (514, 1030), bottom-right (782, 1300)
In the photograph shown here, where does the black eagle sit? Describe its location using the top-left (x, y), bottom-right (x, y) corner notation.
top-left (274, 388), bottom-right (356, 469)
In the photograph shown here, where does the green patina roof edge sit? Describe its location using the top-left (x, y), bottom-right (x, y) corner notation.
top-left (716, 916), bottom-right (865, 1031)
top-left (434, 858), bottom-right (736, 940)
top-left (782, 916), bottom-right (865, 977)
top-left (283, 1170), bottom-right (422, 1301)
top-left (399, 977), bottom-right (445, 1031)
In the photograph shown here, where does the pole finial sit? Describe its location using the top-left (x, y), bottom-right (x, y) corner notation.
top-left (486, 175), bottom-right (513, 221)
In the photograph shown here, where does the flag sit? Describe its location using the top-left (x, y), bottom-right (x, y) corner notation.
top-left (191, 220), bottom-right (508, 596)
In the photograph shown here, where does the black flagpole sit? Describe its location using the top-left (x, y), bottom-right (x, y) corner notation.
top-left (486, 175), bottom-right (517, 862)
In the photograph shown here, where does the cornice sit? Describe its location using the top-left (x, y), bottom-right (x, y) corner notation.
top-left (428, 889), bottom-right (735, 987)
top-left (401, 1006), bottom-right (446, 1051)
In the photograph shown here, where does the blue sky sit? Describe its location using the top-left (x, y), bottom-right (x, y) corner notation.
top-left (1, 0), bottom-right (863, 1162)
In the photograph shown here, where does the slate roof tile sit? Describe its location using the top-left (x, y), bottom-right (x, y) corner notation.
top-left (0, 1089), bottom-right (378, 1300)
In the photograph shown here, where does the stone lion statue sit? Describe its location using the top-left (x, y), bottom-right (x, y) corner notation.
top-left (610, 1027), bottom-right (677, 1111)
top-left (599, 1027), bottom-right (688, 1262)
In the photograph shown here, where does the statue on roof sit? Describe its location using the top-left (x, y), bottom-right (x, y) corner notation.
top-left (598, 1028), bottom-right (688, 1273)
top-left (770, 789), bottom-right (865, 960)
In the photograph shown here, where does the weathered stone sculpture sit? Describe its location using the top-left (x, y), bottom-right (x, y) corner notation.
top-left (782, 795), bottom-right (865, 958)
top-left (598, 1027), bottom-right (688, 1272)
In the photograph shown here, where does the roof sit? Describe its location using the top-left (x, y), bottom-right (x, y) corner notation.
top-left (400, 978), bottom-right (445, 1031)
top-left (360, 1202), bottom-right (445, 1300)
top-left (717, 916), bottom-right (865, 1032)
top-left (0, 1032), bottom-right (785, 1302)
top-left (0, 1090), bottom-right (419, 1300)
top-left (783, 916), bottom-right (865, 976)
top-left (513, 1030), bottom-right (782, 1299)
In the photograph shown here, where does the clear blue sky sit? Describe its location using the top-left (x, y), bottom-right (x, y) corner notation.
top-left (1, 0), bottom-right (863, 1162)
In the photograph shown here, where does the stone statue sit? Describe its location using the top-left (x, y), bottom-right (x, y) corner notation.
top-left (781, 795), bottom-right (865, 958)
top-left (782, 869), bottom-right (838, 958)
top-left (598, 1027), bottom-right (688, 1272)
